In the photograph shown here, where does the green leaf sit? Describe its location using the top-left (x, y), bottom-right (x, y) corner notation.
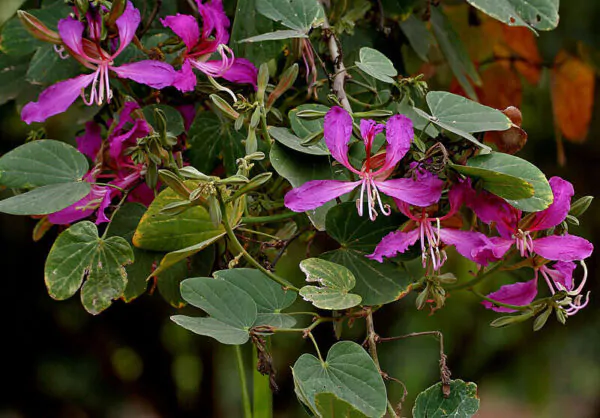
top-left (299, 258), bottom-right (362, 310)
top-left (230, 0), bottom-right (285, 65)
top-left (412, 380), bottom-right (480, 418)
top-left (187, 111), bottom-right (245, 176)
top-left (465, 0), bottom-right (559, 31)
top-left (0, 182), bottom-right (91, 215)
top-left (315, 393), bottom-right (369, 418)
top-left (454, 152), bottom-right (553, 211)
top-left (430, 7), bottom-right (481, 100)
top-left (142, 104), bottom-right (185, 137)
top-left (26, 44), bottom-right (81, 86)
top-left (289, 104), bottom-right (329, 141)
top-left (399, 15), bottom-right (434, 62)
top-left (270, 142), bottom-right (349, 231)
top-left (0, 1), bottom-right (70, 56)
top-left (0, 140), bottom-right (89, 188)
top-left (254, 313), bottom-right (297, 328)
top-left (355, 47), bottom-right (398, 83)
top-left (132, 184), bottom-right (224, 251)
top-left (240, 29), bottom-right (308, 43)
top-left (292, 341), bottom-right (387, 417)
top-left (256, 0), bottom-right (321, 32)
top-left (0, 53), bottom-right (30, 105)
top-left (44, 221), bottom-right (134, 315)
top-left (171, 316), bottom-right (251, 345)
top-left (213, 268), bottom-right (297, 313)
top-left (269, 127), bottom-right (329, 156)
top-left (150, 233), bottom-right (225, 277)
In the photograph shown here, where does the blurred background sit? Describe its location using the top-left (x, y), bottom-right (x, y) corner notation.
top-left (1, 0), bottom-right (600, 417)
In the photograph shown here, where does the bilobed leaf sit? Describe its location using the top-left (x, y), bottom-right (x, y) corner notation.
top-left (44, 221), bottom-right (134, 315)
top-left (299, 258), bottom-right (362, 310)
top-left (269, 127), bottom-right (329, 156)
top-left (355, 47), bottom-right (398, 83)
top-left (551, 50), bottom-right (595, 142)
top-left (132, 184), bottom-right (224, 251)
top-left (254, 313), bottom-right (297, 328)
top-left (454, 152), bottom-right (552, 212)
top-left (256, 0), bottom-right (321, 32)
top-left (0, 140), bottom-right (89, 188)
top-left (412, 380), bottom-right (480, 418)
top-left (292, 341), bottom-right (387, 417)
top-left (214, 268), bottom-right (297, 312)
top-left (26, 45), bottom-right (82, 86)
top-left (0, 182), bottom-right (91, 215)
top-left (315, 393), bottom-right (369, 418)
top-left (187, 111), bottom-right (245, 176)
top-left (465, 0), bottom-right (559, 31)
top-left (171, 316), bottom-right (251, 345)
top-left (270, 142), bottom-right (349, 230)
top-left (240, 29), bottom-right (308, 43)
top-left (0, 53), bottom-right (31, 105)
top-left (430, 7), bottom-right (481, 100)
top-left (399, 15), bottom-right (434, 62)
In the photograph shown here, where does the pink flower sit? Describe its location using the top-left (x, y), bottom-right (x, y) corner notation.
top-left (284, 107), bottom-right (444, 220)
top-left (21, 2), bottom-right (176, 124)
top-left (161, 0), bottom-right (258, 91)
top-left (368, 181), bottom-right (498, 271)
top-left (466, 177), bottom-right (593, 262)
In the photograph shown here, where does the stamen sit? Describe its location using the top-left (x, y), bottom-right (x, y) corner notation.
top-left (54, 45), bottom-right (70, 60)
top-left (356, 179), bottom-right (366, 217)
top-left (82, 67), bottom-right (102, 106)
top-left (370, 179), bottom-right (391, 216)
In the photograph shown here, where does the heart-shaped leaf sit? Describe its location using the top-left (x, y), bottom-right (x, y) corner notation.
top-left (355, 47), bottom-right (397, 83)
top-left (453, 152), bottom-right (553, 212)
top-left (413, 380), bottom-right (480, 418)
top-left (45, 221), bottom-right (134, 315)
top-left (171, 316), bottom-right (251, 345)
top-left (299, 258), bottom-right (362, 310)
top-left (240, 29), bottom-right (308, 43)
top-left (315, 393), bottom-right (369, 418)
top-left (256, 0), bottom-right (321, 32)
top-left (269, 127), bottom-right (329, 156)
top-left (465, 0), bottom-right (559, 31)
top-left (0, 182), bottom-right (91, 215)
top-left (292, 341), bottom-right (387, 417)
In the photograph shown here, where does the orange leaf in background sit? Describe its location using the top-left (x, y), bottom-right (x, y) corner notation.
top-left (551, 51), bottom-right (596, 142)
top-left (500, 26), bottom-right (543, 85)
top-left (478, 63), bottom-right (522, 109)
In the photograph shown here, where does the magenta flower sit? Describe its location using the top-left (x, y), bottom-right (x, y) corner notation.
top-left (368, 181), bottom-right (499, 271)
top-left (284, 107), bottom-right (443, 220)
top-left (466, 177), bottom-right (593, 263)
top-left (483, 261), bottom-right (590, 316)
top-left (161, 0), bottom-right (258, 91)
top-left (21, 2), bottom-right (176, 124)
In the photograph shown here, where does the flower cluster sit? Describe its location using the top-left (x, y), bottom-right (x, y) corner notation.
top-left (284, 107), bottom-right (594, 317)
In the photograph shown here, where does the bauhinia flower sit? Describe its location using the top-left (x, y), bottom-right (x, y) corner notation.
top-left (483, 260), bottom-right (590, 316)
top-left (284, 106), bottom-right (443, 220)
top-left (21, 2), bottom-right (176, 124)
top-left (161, 0), bottom-right (258, 92)
top-left (465, 176), bottom-right (593, 263)
top-left (368, 180), bottom-right (499, 271)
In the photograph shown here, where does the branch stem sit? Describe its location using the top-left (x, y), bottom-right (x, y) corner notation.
top-left (234, 345), bottom-right (253, 418)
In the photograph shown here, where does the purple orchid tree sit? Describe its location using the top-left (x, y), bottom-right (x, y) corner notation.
top-left (284, 106), bottom-right (443, 220)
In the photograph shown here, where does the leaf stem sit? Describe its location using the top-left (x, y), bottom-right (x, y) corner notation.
top-left (241, 211), bottom-right (298, 224)
top-left (237, 227), bottom-right (281, 241)
top-left (235, 345), bottom-right (253, 418)
top-left (307, 332), bottom-right (324, 363)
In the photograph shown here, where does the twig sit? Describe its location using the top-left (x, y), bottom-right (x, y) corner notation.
top-left (138, 0), bottom-right (162, 38)
top-left (320, 3), bottom-right (352, 112)
top-left (271, 228), bottom-right (306, 268)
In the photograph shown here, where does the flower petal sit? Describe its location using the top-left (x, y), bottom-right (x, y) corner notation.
top-left (359, 119), bottom-right (384, 147)
top-left (58, 17), bottom-right (87, 57)
top-left (482, 279), bottom-right (538, 313)
top-left (438, 228), bottom-right (496, 265)
top-left (532, 234), bottom-right (593, 261)
top-left (172, 59), bottom-right (197, 92)
top-left (21, 72), bottom-right (96, 124)
top-left (284, 180), bottom-right (360, 212)
top-left (76, 121), bottom-right (103, 159)
top-left (197, 0), bottom-right (230, 45)
top-left (161, 13), bottom-right (200, 51)
top-left (366, 229), bottom-right (420, 262)
top-left (528, 176), bottom-right (573, 231)
top-left (543, 261), bottom-right (576, 291)
top-left (324, 106), bottom-right (358, 173)
top-left (465, 187), bottom-right (519, 238)
top-left (376, 175), bottom-right (443, 207)
top-left (381, 114), bottom-right (413, 172)
top-left (111, 60), bottom-right (176, 89)
top-left (114, 1), bottom-right (141, 56)
top-left (48, 185), bottom-right (111, 225)
top-left (221, 58), bottom-right (258, 89)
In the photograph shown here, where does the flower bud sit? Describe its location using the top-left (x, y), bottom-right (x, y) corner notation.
top-left (266, 63), bottom-right (299, 109)
top-left (210, 94), bottom-right (239, 120)
top-left (256, 63), bottom-right (270, 103)
top-left (17, 11), bottom-right (61, 44)
top-left (158, 170), bottom-right (191, 199)
top-left (490, 310), bottom-right (534, 328)
top-left (295, 109), bottom-right (327, 119)
top-left (207, 195), bottom-right (222, 226)
top-left (533, 307), bottom-right (553, 331)
top-left (75, 0), bottom-right (90, 17)
top-left (160, 200), bottom-right (194, 216)
top-left (246, 127), bottom-right (257, 154)
top-left (569, 195), bottom-right (593, 218)
top-left (107, 0), bottom-right (126, 28)
top-left (352, 110), bottom-right (393, 118)
top-left (226, 172), bottom-right (273, 202)
top-left (301, 129), bottom-right (324, 146)
top-left (179, 166), bottom-right (212, 181)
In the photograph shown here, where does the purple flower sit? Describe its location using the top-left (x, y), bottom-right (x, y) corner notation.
top-left (483, 261), bottom-right (590, 316)
top-left (161, 0), bottom-right (258, 91)
top-left (368, 181), bottom-right (498, 271)
top-left (21, 2), bottom-right (176, 124)
top-left (466, 176), bottom-right (593, 262)
top-left (284, 107), bottom-right (444, 221)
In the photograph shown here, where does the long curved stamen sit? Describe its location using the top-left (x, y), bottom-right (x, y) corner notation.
top-left (356, 179), bottom-right (366, 217)
top-left (54, 45), bottom-right (70, 60)
top-left (365, 178), bottom-right (377, 220)
top-left (82, 67), bottom-right (101, 106)
top-left (540, 267), bottom-right (557, 295)
top-left (370, 179), bottom-right (391, 216)
top-left (572, 259), bottom-right (589, 295)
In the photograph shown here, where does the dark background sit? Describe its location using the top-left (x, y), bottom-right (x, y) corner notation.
top-left (1, 0), bottom-right (600, 417)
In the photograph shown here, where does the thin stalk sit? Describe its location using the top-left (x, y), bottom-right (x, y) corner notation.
top-left (237, 228), bottom-right (281, 241)
top-left (307, 332), bottom-right (324, 363)
top-left (241, 212), bottom-right (298, 224)
top-left (259, 109), bottom-right (273, 150)
top-left (235, 345), bottom-right (252, 418)
top-left (253, 344), bottom-right (272, 418)
top-left (101, 190), bottom-right (129, 239)
top-left (446, 261), bottom-right (502, 291)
